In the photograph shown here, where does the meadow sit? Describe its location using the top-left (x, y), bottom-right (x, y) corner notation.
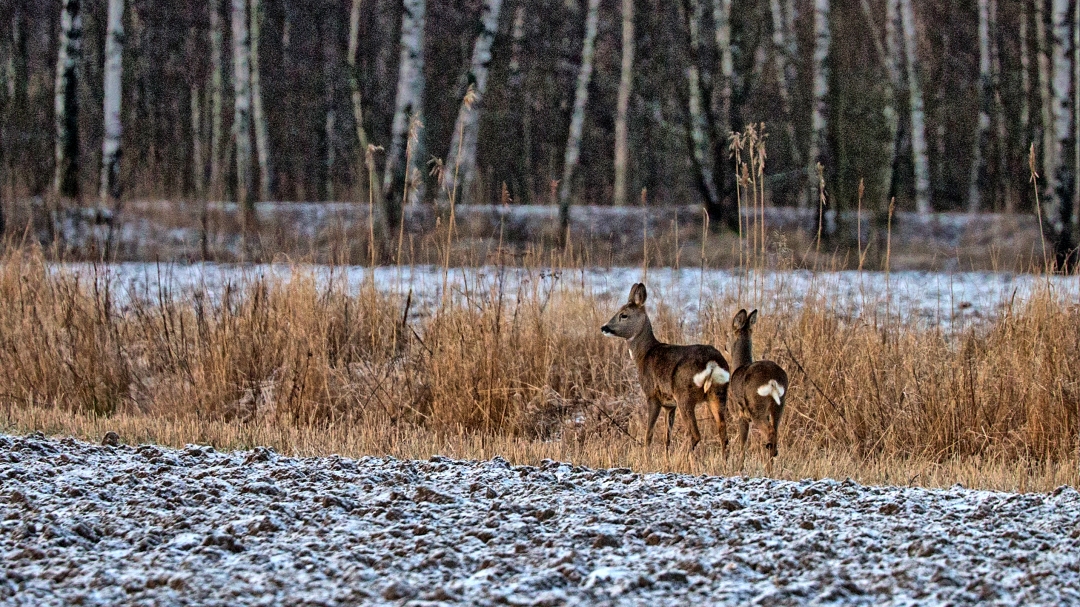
top-left (2, 237), bottom-right (1078, 493)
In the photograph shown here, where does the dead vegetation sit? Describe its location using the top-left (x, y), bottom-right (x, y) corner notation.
top-left (0, 243), bottom-right (1078, 492)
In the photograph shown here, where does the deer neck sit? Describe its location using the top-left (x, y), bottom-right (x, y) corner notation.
top-left (627, 321), bottom-right (659, 365)
top-left (730, 334), bottom-right (753, 370)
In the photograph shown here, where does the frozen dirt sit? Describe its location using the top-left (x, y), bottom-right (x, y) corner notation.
top-left (2, 433), bottom-right (1079, 606)
top-left (52, 263), bottom-right (1080, 331)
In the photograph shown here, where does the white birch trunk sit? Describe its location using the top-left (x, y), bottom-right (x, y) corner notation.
top-left (612, 0), bottom-right (633, 207)
top-left (191, 85), bottom-right (204, 196)
top-left (783, 0), bottom-right (797, 57)
top-left (899, 0), bottom-right (930, 214)
top-left (383, 0), bottom-right (426, 226)
top-left (100, 0), bottom-right (124, 204)
top-left (1071, 0), bottom-right (1080, 228)
top-left (209, 0), bottom-right (225, 198)
top-left (1045, 0), bottom-right (1074, 253)
top-left (325, 109), bottom-right (336, 201)
top-left (881, 0), bottom-right (900, 203)
top-left (557, 0), bottom-right (601, 233)
top-left (440, 0), bottom-right (504, 208)
top-left (5, 7), bottom-right (26, 206)
top-left (711, 0), bottom-right (735, 227)
top-left (509, 4), bottom-right (532, 202)
top-left (769, 0), bottom-right (801, 176)
top-left (806, 0), bottom-right (830, 209)
top-left (1036, 0), bottom-right (1053, 178)
top-left (54, 0), bottom-right (82, 199)
top-left (231, 0), bottom-right (254, 209)
top-left (967, 0), bottom-right (991, 213)
top-left (682, 0), bottom-right (719, 211)
top-left (250, 0), bottom-right (271, 201)
top-left (1019, 0), bottom-right (1031, 144)
top-left (990, 0), bottom-right (1008, 211)
top-left (713, 0), bottom-right (733, 134)
top-left (322, 6), bottom-right (342, 202)
top-left (349, 0), bottom-right (380, 198)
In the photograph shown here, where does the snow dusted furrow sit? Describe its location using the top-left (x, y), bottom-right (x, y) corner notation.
top-left (2, 434), bottom-right (1079, 606)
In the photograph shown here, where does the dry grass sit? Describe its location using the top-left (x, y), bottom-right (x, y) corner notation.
top-left (0, 245), bottom-right (1078, 493)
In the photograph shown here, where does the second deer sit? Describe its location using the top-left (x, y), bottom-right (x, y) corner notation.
top-left (601, 283), bottom-right (731, 451)
top-left (728, 309), bottom-right (789, 464)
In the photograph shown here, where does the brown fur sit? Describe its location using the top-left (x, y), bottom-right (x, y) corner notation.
top-left (601, 284), bottom-right (730, 450)
top-left (727, 309), bottom-right (789, 461)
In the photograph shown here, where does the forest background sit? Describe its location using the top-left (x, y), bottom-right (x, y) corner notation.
top-left (1, 0), bottom-right (1079, 266)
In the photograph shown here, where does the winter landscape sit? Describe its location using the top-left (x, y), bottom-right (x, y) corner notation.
top-left (5, 432), bottom-right (1080, 606)
top-left (3, 260), bottom-right (1079, 604)
top-left (6, 0), bottom-right (1080, 604)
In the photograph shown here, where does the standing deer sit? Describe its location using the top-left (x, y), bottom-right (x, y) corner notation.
top-left (727, 309), bottom-right (789, 464)
top-left (601, 283), bottom-right (731, 450)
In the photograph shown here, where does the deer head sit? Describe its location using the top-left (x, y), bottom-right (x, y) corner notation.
top-left (601, 283), bottom-right (651, 341)
top-left (729, 308), bottom-right (757, 371)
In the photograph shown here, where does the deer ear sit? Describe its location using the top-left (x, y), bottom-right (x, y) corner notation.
top-left (748, 310), bottom-right (759, 326)
top-left (733, 309), bottom-right (747, 330)
top-left (629, 283), bottom-right (647, 306)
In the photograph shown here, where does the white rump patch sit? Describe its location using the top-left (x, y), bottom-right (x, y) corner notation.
top-left (757, 380), bottom-right (786, 405)
top-left (693, 361), bottom-right (731, 393)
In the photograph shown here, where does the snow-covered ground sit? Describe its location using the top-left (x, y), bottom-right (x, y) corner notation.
top-left (53, 263), bottom-right (1080, 329)
top-left (2, 433), bottom-right (1078, 606)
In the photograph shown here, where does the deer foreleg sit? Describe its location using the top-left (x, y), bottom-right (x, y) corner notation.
top-left (644, 397), bottom-right (662, 447)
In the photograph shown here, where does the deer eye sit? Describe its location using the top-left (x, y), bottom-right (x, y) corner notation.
top-left (619, 313), bottom-right (628, 319)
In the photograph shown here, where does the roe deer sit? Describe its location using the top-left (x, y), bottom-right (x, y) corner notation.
top-left (601, 283), bottom-right (731, 450)
top-left (727, 309), bottom-right (789, 464)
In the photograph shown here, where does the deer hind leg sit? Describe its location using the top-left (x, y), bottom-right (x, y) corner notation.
top-left (677, 397), bottom-right (702, 451)
top-left (644, 397), bottom-right (662, 447)
top-left (737, 416), bottom-right (750, 470)
top-left (707, 388), bottom-right (728, 452)
top-left (664, 406), bottom-right (676, 450)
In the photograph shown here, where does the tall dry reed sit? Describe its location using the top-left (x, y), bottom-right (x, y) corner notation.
top-left (0, 246), bottom-right (1077, 486)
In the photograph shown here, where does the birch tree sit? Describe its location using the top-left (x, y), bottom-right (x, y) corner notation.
top-left (990, 0), bottom-right (1008, 211)
top-left (899, 0), bottom-right (930, 213)
top-left (100, 0), bottom-right (124, 204)
top-left (680, 0), bottom-right (719, 214)
top-left (54, 0), bottom-right (82, 199)
top-left (710, 0), bottom-right (738, 229)
top-left (967, 0), bottom-right (991, 213)
top-left (191, 86), bottom-right (204, 196)
top-left (1019, 0), bottom-right (1031, 154)
top-left (1036, 0), bottom-right (1053, 179)
top-left (5, 6), bottom-right (26, 207)
top-left (440, 0), bottom-right (504, 208)
top-left (857, 0), bottom-right (901, 206)
top-left (612, 0), bottom-right (633, 207)
top-left (250, 0), bottom-right (271, 200)
top-left (209, 0), bottom-right (225, 198)
top-left (557, 0), bottom-right (601, 237)
top-left (1074, 0), bottom-right (1079, 230)
top-left (349, 0), bottom-right (379, 196)
top-left (231, 0), bottom-right (254, 210)
top-left (383, 0), bottom-right (426, 229)
top-left (507, 3), bottom-right (531, 203)
top-left (711, 0), bottom-right (733, 142)
top-left (322, 4), bottom-right (342, 201)
top-left (806, 0), bottom-right (829, 209)
top-left (1045, 0), bottom-right (1076, 268)
top-left (768, 0), bottom-right (800, 180)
